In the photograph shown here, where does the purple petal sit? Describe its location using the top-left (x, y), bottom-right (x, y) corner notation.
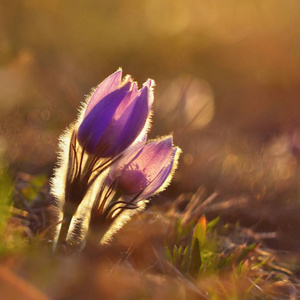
top-left (91, 84), bottom-right (139, 156)
top-left (105, 85), bottom-right (153, 156)
top-left (77, 82), bottom-right (131, 153)
top-left (114, 82), bottom-right (138, 119)
top-left (107, 133), bottom-right (147, 184)
top-left (142, 79), bottom-right (154, 110)
top-left (117, 138), bottom-right (173, 195)
top-left (118, 137), bottom-right (173, 194)
top-left (131, 137), bottom-right (173, 179)
top-left (142, 147), bottom-right (177, 198)
top-left (85, 69), bottom-right (122, 117)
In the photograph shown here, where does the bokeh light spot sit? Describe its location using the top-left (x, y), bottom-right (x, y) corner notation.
top-left (40, 109), bottom-right (51, 121)
top-left (183, 153), bottom-right (193, 165)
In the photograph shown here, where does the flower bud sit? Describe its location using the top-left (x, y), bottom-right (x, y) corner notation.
top-left (112, 136), bottom-right (180, 199)
top-left (77, 69), bottom-right (154, 157)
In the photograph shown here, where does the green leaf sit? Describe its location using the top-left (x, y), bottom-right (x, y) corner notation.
top-left (173, 245), bottom-right (183, 264)
top-left (189, 236), bottom-right (202, 275)
top-left (237, 243), bottom-right (256, 262)
top-left (236, 259), bottom-right (248, 275)
top-left (188, 216), bottom-right (206, 275)
top-left (181, 245), bottom-right (190, 271)
top-left (193, 216), bottom-right (206, 246)
top-left (206, 216), bottom-right (220, 232)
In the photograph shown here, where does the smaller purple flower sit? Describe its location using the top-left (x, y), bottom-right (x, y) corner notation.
top-left (109, 136), bottom-right (180, 199)
top-left (77, 69), bottom-right (154, 157)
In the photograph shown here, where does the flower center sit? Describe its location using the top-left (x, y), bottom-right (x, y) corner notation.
top-left (118, 163), bottom-right (150, 195)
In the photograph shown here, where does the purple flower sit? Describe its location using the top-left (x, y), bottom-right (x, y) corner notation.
top-left (77, 69), bottom-right (154, 157)
top-left (110, 136), bottom-right (180, 199)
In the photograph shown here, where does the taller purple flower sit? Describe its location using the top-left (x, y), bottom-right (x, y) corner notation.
top-left (77, 69), bottom-right (154, 157)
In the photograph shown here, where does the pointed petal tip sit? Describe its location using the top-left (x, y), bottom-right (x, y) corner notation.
top-left (131, 81), bottom-right (138, 93)
top-left (137, 79), bottom-right (155, 94)
top-left (115, 67), bottom-right (123, 74)
top-left (109, 68), bottom-right (123, 84)
top-left (137, 83), bottom-right (154, 110)
top-left (123, 74), bottom-right (132, 82)
top-left (143, 79), bottom-right (155, 88)
top-left (164, 137), bottom-right (173, 148)
top-left (160, 135), bottom-right (174, 145)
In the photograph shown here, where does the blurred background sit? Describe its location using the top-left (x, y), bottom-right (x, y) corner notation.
top-left (1, 0), bottom-right (300, 199)
top-left (2, 3), bottom-right (300, 298)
